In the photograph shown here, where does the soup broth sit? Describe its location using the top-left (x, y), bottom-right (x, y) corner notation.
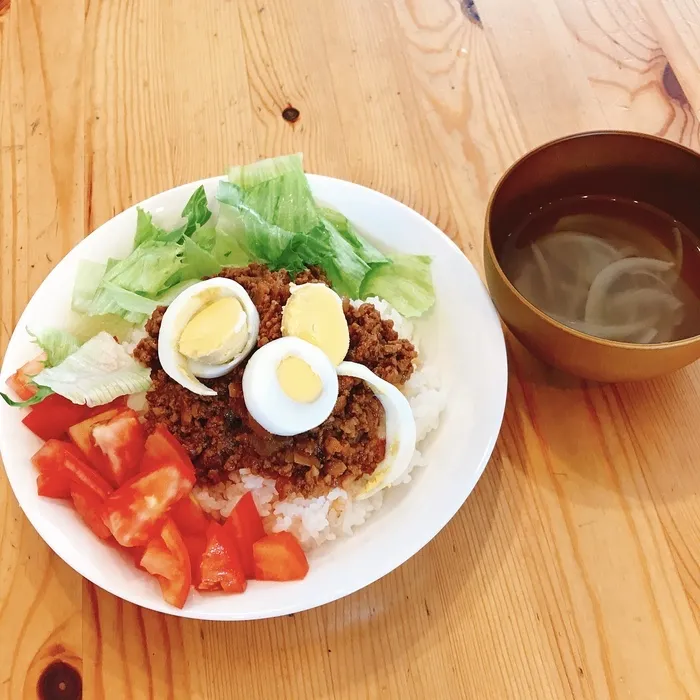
top-left (500, 195), bottom-right (700, 343)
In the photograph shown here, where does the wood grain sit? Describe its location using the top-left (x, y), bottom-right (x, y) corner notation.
top-left (2, 0), bottom-right (700, 698)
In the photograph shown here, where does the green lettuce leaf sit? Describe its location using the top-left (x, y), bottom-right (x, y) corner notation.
top-left (227, 154), bottom-right (319, 234)
top-left (180, 235), bottom-right (221, 279)
top-left (72, 260), bottom-right (108, 314)
top-left (102, 241), bottom-right (183, 297)
top-left (360, 254), bottom-right (435, 317)
top-left (134, 207), bottom-right (168, 247)
top-left (100, 282), bottom-right (161, 316)
top-left (84, 289), bottom-right (147, 325)
top-left (73, 245), bottom-right (183, 324)
top-left (217, 181), bottom-right (299, 265)
top-left (90, 280), bottom-right (198, 319)
top-left (210, 229), bottom-right (250, 268)
top-left (319, 207), bottom-right (389, 266)
top-left (33, 332), bottom-right (151, 407)
top-left (191, 223), bottom-right (216, 251)
top-left (293, 219), bottom-right (370, 298)
top-left (28, 328), bottom-right (81, 367)
top-left (168, 185), bottom-right (213, 240)
top-left (73, 260), bottom-right (146, 323)
top-left (181, 185), bottom-right (212, 234)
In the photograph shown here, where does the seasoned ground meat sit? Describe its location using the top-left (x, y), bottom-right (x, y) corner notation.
top-left (134, 263), bottom-right (417, 496)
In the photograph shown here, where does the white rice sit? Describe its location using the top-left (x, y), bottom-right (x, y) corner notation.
top-left (193, 297), bottom-right (446, 550)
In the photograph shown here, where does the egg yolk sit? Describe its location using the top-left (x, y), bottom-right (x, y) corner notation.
top-left (276, 356), bottom-right (323, 403)
top-left (281, 284), bottom-right (349, 365)
top-left (179, 296), bottom-right (248, 363)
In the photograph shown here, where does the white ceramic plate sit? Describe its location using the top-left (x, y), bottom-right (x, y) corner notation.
top-left (0, 175), bottom-right (507, 620)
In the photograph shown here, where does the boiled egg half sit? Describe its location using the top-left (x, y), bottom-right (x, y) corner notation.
top-left (242, 336), bottom-right (339, 436)
top-left (338, 362), bottom-right (417, 500)
top-left (158, 278), bottom-right (260, 397)
top-left (281, 283), bottom-right (349, 366)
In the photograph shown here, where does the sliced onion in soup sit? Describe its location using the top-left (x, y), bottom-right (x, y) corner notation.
top-left (584, 257), bottom-right (676, 325)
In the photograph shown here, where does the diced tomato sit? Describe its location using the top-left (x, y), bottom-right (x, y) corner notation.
top-left (140, 520), bottom-right (191, 608)
top-left (5, 354), bottom-right (46, 401)
top-left (90, 409), bottom-right (145, 486)
top-left (22, 394), bottom-right (91, 441)
top-left (36, 470), bottom-right (71, 499)
top-left (252, 532), bottom-right (309, 582)
top-left (198, 522), bottom-right (247, 593)
top-left (70, 484), bottom-right (111, 540)
top-left (141, 425), bottom-right (196, 484)
top-left (69, 408), bottom-right (123, 474)
top-left (103, 464), bottom-right (195, 547)
top-left (31, 439), bottom-right (112, 501)
top-left (182, 533), bottom-right (207, 587)
top-left (170, 495), bottom-right (210, 536)
top-left (223, 492), bottom-right (265, 579)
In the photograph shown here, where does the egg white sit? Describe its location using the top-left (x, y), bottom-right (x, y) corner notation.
top-left (158, 278), bottom-right (260, 397)
top-left (337, 361), bottom-right (417, 499)
top-left (242, 337), bottom-right (339, 436)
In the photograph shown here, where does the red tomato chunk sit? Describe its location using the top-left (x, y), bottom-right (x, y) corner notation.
top-left (198, 522), bottom-right (247, 594)
top-left (102, 464), bottom-right (195, 547)
top-left (31, 439), bottom-right (112, 502)
top-left (253, 532), bottom-right (309, 582)
top-left (182, 533), bottom-right (207, 588)
top-left (223, 491), bottom-right (266, 579)
top-left (140, 519), bottom-right (192, 608)
top-left (91, 409), bottom-right (145, 486)
top-left (170, 495), bottom-right (210, 536)
top-left (141, 425), bottom-right (196, 483)
top-left (102, 425), bottom-right (195, 547)
top-left (70, 484), bottom-right (111, 540)
top-left (69, 408), bottom-right (144, 487)
top-left (69, 409), bottom-right (122, 472)
top-left (22, 394), bottom-right (92, 441)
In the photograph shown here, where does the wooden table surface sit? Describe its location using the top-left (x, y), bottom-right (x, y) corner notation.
top-left (2, 0), bottom-right (700, 698)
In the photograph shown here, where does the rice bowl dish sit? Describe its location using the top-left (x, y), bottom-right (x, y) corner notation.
top-left (0, 155), bottom-right (506, 619)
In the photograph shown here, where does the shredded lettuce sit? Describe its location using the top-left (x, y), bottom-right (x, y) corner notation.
top-left (28, 328), bottom-right (81, 367)
top-left (100, 282), bottom-right (161, 316)
top-left (103, 242), bottom-right (183, 297)
top-left (33, 332), bottom-right (151, 407)
top-left (72, 260), bottom-right (108, 314)
top-left (191, 223), bottom-right (216, 251)
top-left (360, 254), bottom-right (435, 317)
top-left (217, 181), bottom-right (301, 268)
top-left (98, 279), bottom-right (200, 318)
top-left (69, 154), bottom-right (436, 326)
top-left (211, 229), bottom-right (250, 267)
top-left (218, 157), bottom-right (437, 311)
top-left (133, 184), bottom-right (211, 247)
top-left (134, 207), bottom-right (168, 247)
top-left (76, 243), bottom-right (183, 324)
top-left (227, 154), bottom-right (320, 235)
top-left (319, 207), bottom-right (389, 266)
top-left (180, 235), bottom-right (221, 279)
top-left (294, 219), bottom-right (370, 298)
top-left (72, 187), bottom-right (215, 324)
top-left (216, 179), bottom-right (371, 296)
top-left (168, 185), bottom-right (213, 240)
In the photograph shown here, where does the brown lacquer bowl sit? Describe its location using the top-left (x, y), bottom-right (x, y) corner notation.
top-left (484, 131), bottom-right (700, 382)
